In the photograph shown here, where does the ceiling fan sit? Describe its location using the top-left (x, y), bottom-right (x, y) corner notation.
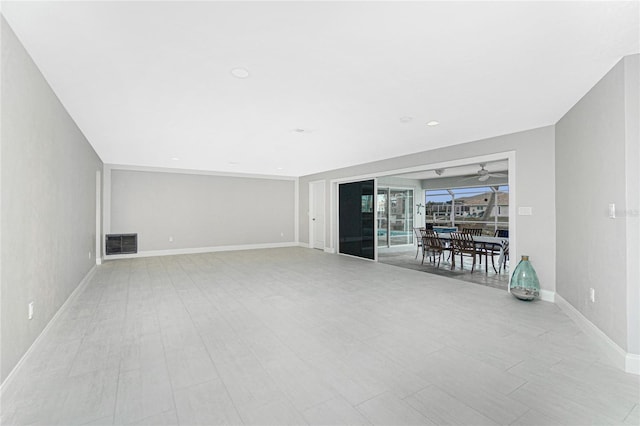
top-left (464, 163), bottom-right (507, 182)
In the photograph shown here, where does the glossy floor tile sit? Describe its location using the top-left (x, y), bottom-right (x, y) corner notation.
top-left (1, 247), bottom-right (638, 425)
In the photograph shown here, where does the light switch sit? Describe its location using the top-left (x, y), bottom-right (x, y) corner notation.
top-left (608, 203), bottom-right (616, 219)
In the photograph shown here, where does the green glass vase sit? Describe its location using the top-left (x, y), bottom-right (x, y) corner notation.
top-left (509, 255), bottom-right (540, 300)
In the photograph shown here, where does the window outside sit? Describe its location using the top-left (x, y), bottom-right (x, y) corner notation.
top-left (425, 185), bottom-right (508, 234)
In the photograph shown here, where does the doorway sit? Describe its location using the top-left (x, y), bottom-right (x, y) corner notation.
top-left (309, 180), bottom-right (325, 250)
top-left (377, 187), bottom-right (414, 248)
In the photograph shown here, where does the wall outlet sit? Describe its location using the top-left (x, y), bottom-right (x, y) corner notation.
top-left (589, 288), bottom-right (595, 303)
top-left (88, 250), bottom-right (92, 259)
top-left (28, 302), bottom-right (34, 320)
top-left (169, 236), bottom-right (174, 243)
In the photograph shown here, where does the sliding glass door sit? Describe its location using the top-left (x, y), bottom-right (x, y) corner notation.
top-left (377, 187), bottom-right (414, 247)
top-left (339, 180), bottom-right (375, 259)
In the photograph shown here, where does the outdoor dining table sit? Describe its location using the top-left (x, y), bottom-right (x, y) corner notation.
top-left (436, 232), bottom-right (509, 270)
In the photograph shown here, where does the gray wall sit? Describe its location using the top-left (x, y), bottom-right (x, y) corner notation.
top-left (1, 18), bottom-right (103, 383)
top-left (299, 126), bottom-right (556, 293)
top-left (109, 169), bottom-right (296, 251)
top-left (624, 55), bottom-right (639, 356)
top-left (556, 55), bottom-right (639, 353)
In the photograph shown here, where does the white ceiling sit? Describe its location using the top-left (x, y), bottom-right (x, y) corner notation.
top-left (2, 1), bottom-right (638, 177)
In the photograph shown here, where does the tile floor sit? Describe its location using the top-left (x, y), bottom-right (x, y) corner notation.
top-left (378, 246), bottom-right (510, 291)
top-left (1, 247), bottom-right (638, 425)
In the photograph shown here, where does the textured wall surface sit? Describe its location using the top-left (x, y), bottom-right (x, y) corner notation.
top-left (1, 18), bottom-right (103, 383)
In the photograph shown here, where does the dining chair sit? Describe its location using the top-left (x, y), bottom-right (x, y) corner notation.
top-left (479, 241), bottom-right (501, 273)
top-left (422, 230), bottom-right (453, 268)
top-left (450, 232), bottom-right (478, 272)
top-left (462, 227), bottom-right (483, 236)
top-left (499, 240), bottom-right (510, 273)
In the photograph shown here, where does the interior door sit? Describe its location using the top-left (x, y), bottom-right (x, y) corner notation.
top-left (339, 179), bottom-right (375, 260)
top-left (309, 180), bottom-right (325, 250)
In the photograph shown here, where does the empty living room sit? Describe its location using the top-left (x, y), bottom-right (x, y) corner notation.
top-left (1, 1), bottom-right (639, 425)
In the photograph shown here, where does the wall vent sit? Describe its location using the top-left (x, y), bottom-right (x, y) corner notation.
top-left (106, 233), bottom-right (138, 255)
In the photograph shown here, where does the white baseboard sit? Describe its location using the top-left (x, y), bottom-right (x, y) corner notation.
top-left (324, 247), bottom-right (336, 254)
top-left (0, 265), bottom-right (97, 393)
top-left (539, 289), bottom-right (555, 303)
top-left (626, 353), bottom-right (640, 375)
top-left (103, 242), bottom-right (299, 260)
top-left (298, 242), bottom-right (310, 248)
top-left (555, 294), bottom-right (638, 375)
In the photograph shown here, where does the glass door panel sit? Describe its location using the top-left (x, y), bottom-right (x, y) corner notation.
top-left (339, 180), bottom-right (375, 259)
top-left (377, 187), bottom-right (414, 248)
top-left (388, 189), bottom-right (413, 246)
top-left (377, 189), bottom-right (389, 247)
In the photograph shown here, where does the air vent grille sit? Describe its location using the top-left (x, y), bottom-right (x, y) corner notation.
top-left (106, 233), bottom-right (137, 255)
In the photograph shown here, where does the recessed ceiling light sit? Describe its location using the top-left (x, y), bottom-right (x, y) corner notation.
top-left (426, 120), bottom-right (440, 127)
top-left (276, 167), bottom-right (284, 170)
top-left (292, 128), bottom-right (306, 133)
top-left (228, 161), bottom-right (238, 166)
top-left (399, 116), bottom-right (413, 123)
top-left (230, 67), bottom-right (250, 79)
top-left (171, 157), bottom-right (180, 161)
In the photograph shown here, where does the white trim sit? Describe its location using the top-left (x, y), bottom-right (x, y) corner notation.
top-left (373, 178), bottom-right (378, 261)
top-left (105, 163), bottom-right (297, 181)
top-left (626, 353), bottom-right (640, 375)
top-left (539, 289), bottom-right (555, 303)
top-left (103, 242), bottom-right (299, 260)
top-left (506, 151), bottom-right (517, 293)
top-left (324, 247), bottom-right (335, 254)
top-left (103, 165), bottom-right (112, 238)
top-left (555, 294), bottom-right (638, 375)
top-left (294, 177), bottom-right (300, 243)
top-left (0, 265), bottom-right (97, 392)
top-left (298, 242), bottom-right (310, 249)
top-left (95, 170), bottom-right (102, 265)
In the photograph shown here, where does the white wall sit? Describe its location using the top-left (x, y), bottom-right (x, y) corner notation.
top-left (1, 18), bottom-right (103, 383)
top-left (108, 168), bottom-right (296, 253)
top-left (299, 126), bottom-right (556, 295)
top-left (556, 55), bottom-right (639, 355)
